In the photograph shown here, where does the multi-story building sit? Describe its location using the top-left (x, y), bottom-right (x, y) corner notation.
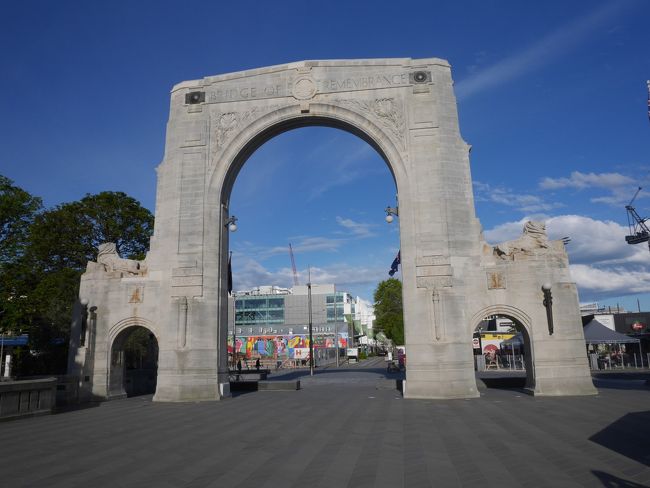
top-left (354, 297), bottom-right (377, 350)
top-left (227, 284), bottom-right (367, 365)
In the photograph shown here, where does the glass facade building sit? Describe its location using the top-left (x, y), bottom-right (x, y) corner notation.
top-left (235, 296), bottom-right (285, 325)
top-left (227, 285), bottom-right (363, 364)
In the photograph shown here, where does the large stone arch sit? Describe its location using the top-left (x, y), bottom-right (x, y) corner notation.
top-left (68, 58), bottom-right (596, 402)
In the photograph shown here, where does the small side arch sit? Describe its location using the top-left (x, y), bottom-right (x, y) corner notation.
top-left (108, 316), bottom-right (159, 345)
top-left (108, 317), bottom-right (160, 398)
top-left (470, 304), bottom-right (535, 389)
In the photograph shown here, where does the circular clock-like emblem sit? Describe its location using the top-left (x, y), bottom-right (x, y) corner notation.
top-left (414, 71), bottom-right (428, 83)
top-left (292, 78), bottom-right (317, 100)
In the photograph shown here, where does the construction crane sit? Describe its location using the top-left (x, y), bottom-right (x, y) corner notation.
top-left (625, 187), bottom-right (650, 251)
top-left (289, 243), bottom-right (300, 286)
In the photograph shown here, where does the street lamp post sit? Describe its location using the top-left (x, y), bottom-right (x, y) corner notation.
top-left (232, 294), bottom-right (237, 369)
top-left (542, 283), bottom-right (554, 335)
top-left (0, 330), bottom-right (4, 379)
top-left (308, 268), bottom-right (314, 376)
top-left (334, 287), bottom-right (339, 368)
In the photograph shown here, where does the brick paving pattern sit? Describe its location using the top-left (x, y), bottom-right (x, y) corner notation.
top-left (1, 357), bottom-right (649, 487)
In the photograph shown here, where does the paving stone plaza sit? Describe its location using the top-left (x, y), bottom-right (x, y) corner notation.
top-left (2, 358), bottom-right (649, 487)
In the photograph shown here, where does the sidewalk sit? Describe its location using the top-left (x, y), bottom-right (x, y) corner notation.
top-left (0, 358), bottom-right (648, 487)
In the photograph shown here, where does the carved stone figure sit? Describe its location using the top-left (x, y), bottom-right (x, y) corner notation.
top-left (494, 221), bottom-right (550, 259)
top-left (94, 242), bottom-right (147, 275)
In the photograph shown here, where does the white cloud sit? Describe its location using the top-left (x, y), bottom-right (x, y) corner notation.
top-left (473, 181), bottom-right (561, 213)
top-left (287, 237), bottom-right (344, 254)
top-left (539, 171), bottom-right (635, 190)
top-left (242, 236), bottom-right (345, 260)
top-left (335, 216), bottom-right (376, 238)
top-left (232, 256), bottom-right (389, 299)
top-left (539, 170), bottom-right (647, 207)
top-left (232, 257), bottom-right (291, 291)
top-left (570, 264), bottom-right (650, 298)
top-left (545, 215), bottom-right (635, 264)
top-left (455, 2), bottom-right (627, 100)
top-left (483, 217), bottom-right (533, 244)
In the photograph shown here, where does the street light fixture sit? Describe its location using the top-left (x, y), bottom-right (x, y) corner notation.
top-left (224, 216), bottom-right (238, 232)
top-left (385, 206), bottom-right (399, 223)
top-left (542, 283), bottom-right (554, 335)
top-left (307, 267), bottom-right (314, 376)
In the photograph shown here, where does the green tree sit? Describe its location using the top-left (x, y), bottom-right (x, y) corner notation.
top-left (27, 192), bottom-right (154, 272)
top-left (0, 175), bottom-right (42, 266)
top-left (0, 177), bottom-right (42, 335)
top-left (373, 278), bottom-right (404, 345)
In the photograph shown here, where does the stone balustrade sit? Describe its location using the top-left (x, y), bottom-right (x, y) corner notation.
top-left (0, 377), bottom-right (57, 420)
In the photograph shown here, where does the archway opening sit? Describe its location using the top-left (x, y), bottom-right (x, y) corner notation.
top-left (473, 314), bottom-right (534, 390)
top-left (224, 125), bottom-right (401, 377)
top-left (109, 326), bottom-right (158, 398)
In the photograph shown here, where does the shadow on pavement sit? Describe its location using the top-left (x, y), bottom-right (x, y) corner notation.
top-left (475, 371), bottom-right (528, 392)
top-left (590, 411), bottom-right (650, 467)
top-left (477, 376), bottom-right (526, 390)
top-left (267, 364), bottom-right (405, 382)
top-left (593, 378), bottom-right (650, 392)
top-left (592, 470), bottom-right (650, 487)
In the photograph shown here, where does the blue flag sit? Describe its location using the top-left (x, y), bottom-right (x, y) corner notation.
top-left (389, 250), bottom-right (400, 276)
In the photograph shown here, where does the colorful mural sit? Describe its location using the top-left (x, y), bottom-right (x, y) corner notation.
top-left (227, 334), bottom-right (348, 359)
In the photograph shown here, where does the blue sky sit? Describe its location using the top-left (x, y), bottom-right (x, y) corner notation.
top-left (1, 0), bottom-right (649, 308)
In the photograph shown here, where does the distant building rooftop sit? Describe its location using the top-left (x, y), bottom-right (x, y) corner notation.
top-left (234, 284), bottom-right (340, 296)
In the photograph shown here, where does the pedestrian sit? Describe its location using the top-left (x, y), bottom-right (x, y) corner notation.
top-left (255, 358), bottom-right (261, 370)
top-left (237, 358), bottom-right (242, 373)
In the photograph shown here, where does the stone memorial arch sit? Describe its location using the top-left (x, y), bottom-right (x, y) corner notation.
top-left (68, 58), bottom-right (596, 402)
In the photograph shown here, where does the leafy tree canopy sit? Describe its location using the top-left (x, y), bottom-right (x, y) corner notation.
top-left (0, 175), bottom-right (42, 266)
top-left (27, 192), bottom-right (154, 272)
top-left (373, 278), bottom-right (404, 345)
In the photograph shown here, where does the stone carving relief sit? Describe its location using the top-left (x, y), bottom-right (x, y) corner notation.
top-left (210, 104), bottom-right (283, 162)
top-left (211, 96), bottom-right (406, 165)
top-left (493, 221), bottom-right (550, 260)
top-left (487, 271), bottom-right (506, 289)
top-left (87, 242), bottom-right (147, 276)
top-left (333, 97), bottom-right (406, 150)
top-left (128, 286), bottom-right (144, 303)
top-left (292, 77), bottom-right (317, 100)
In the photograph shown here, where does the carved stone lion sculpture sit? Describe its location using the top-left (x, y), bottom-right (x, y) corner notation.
top-left (494, 221), bottom-right (550, 259)
top-left (95, 242), bottom-right (147, 275)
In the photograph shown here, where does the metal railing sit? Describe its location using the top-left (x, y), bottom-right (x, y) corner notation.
top-left (588, 352), bottom-right (650, 370)
top-left (475, 354), bottom-right (526, 371)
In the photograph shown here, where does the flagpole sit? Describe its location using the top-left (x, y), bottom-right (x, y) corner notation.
top-left (229, 251), bottom-right (236, 369)
top-left (647, 80), bottom-right (650, 124)
top-left (308, 266), bottom-right (314, 376)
